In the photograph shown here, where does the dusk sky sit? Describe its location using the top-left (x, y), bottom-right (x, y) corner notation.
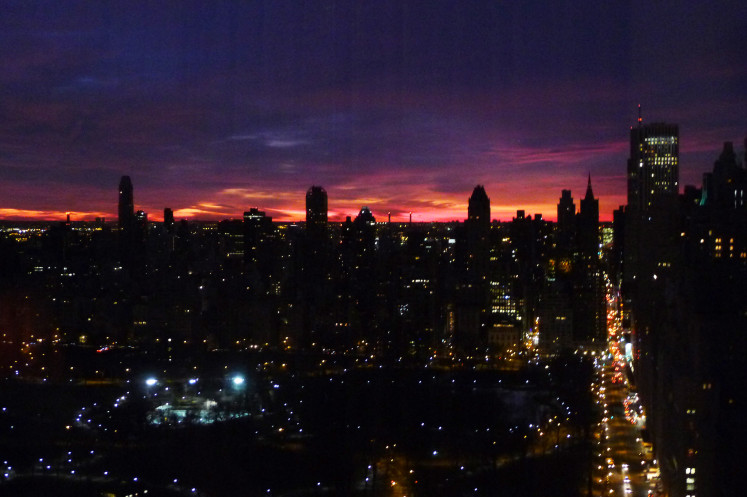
top-left (1, 1), bottom-right (745, 222)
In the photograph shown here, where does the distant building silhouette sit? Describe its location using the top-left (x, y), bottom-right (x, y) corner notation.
top-left (574, 175), bottom-right (604, 345)
top-left (467, 185), bottom-right (490, 231)
top-left (305, 186), bottom-right (328, 237)
top-left (301, 186), bottom-right (331, 349)
top-left (701, 141), bottom-right (746, 211)
top-left (556, 189), bottom-right (576, 257)
top-left (243, 208), bottom-right (274, 269)
top-left (577, 175), bottom-right (599, 258)
top-left (117, 175), bottom-right (147, 272)
top-left (118, 175), bottom-right (134, 231)
top-left (456, 186), bottom-right (492, 352)
top-left (163, 208), bottom-right (175, 230)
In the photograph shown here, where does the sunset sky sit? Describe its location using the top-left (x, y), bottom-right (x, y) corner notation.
top-left (1, 1), bottom-right (745, 222)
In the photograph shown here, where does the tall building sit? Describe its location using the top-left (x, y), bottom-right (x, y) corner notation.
top-left (306, 186), bottom-right (328, 237)
top-left (626, 137), bottom-right (747, 497)
top-left (467, 185), bottom-right (490, 231)
top-left (701, 141), bottom-right (746, 211)
top-left (243, 208), bottom-right (274, 268)
top-left (134, 210), bottom-right (148, 241)
top-left (466, 185), bottom-right (491, 278)
top-left (577, 174), bottom-right (599, 258)
top-left (574, 176), bottom-right (604, 346)
top-left (118, 176), bottom-right (134, 230)
top-left (623, 119), bottom-right (680, 299)
top-left (627, 121), bottom-right (679, 212)
top-left (163, 208), bottom-right (175, 230)
top-left (611, 205), bottom-right (625, 283)
top-left (456, 186), bottom-right (491, 352)
top-left (556, 189), bottom-right (576, 263)
top-left (117, 176), bottom-right (142, 271)
top-left (541, 179), bottom-right (603, 353)
top-left (301, 186), bottom-right (331, 349)
top-left (557, 190), bottom-right (575, 233)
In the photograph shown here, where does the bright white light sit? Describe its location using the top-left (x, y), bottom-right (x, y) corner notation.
top-left (232, 375), bottom-right (245, 386)
top-left (145, 378), bottom-right (157, 387)
top-left (188, 378), bottom-right (198, 385)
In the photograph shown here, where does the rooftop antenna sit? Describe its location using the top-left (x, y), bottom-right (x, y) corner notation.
top-left (638, 104), bottom-right (642, 126)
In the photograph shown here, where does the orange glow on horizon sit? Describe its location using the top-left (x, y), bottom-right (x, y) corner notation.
top-left (1, 179), bottom-right (623, 224)
top-left (0, 208), bottom-right (110, 222)
top-left (1, 203), bottom-right (618, 224)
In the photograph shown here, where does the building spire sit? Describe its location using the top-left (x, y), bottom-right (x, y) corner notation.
top-left (638, 104), bottom-right (642, 126)
top-left (585, 173), bottom-right (594, 200)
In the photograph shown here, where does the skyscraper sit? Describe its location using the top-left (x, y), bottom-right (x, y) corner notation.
top-left (556, 189), bottom-right (576, 258)
top-left (467, 185), bottom-right (490, 231)
top-left (557, 190), bottom-right (575, 231)
top-left (577, 174), bottom-right (599, 259)
top-left (627, 121), bottom-right (679, 212)
top-left (305, 186), bottom-right (328, 237)
top-left (117, 176), bottom-right (140, 271)
top-left (118, 176), bottom-right (134, 230)
top-left (701, 141), bottom-right (746, 211)
top-left (163, 208), bottom-right (175, 230)
top-left (623, 118), bottom-right (680, 300)
top-left (624, 135), bottom-right (747, 497)
top-left (466, 185), bottom-right (491, 278)
top-left (457, 186), bottom-right (491, 352)
top-left (243, 208), bottom-right (274, 268)
top-left (301, 186), bottom-right (331, 349)
top-left (574, 175), bottom-right (604, 346)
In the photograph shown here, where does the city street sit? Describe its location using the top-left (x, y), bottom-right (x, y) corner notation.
top-left (590, 290), bottom-right (658, 497)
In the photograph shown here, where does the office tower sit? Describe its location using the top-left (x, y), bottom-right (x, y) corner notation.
top-left (611, 206), bottom-right (625, 283)
top-left (557, 189), bottom-right (575, 233)
top-left (354, 206), bottom-right (376, 226)
top-left (243, 208), bottom-right (275, 268)
top-left (134, 210), bottom-right (148, 245)
top-left (577, 175), bottom-right (599, 259)
top-left (163, 208), bottom-right (175, 230)
top-left (623, 118), bottom-right (680, 297)
top-left (624, 118), bottom-right (683, 497)
top-left (574, 176), bottom-right (604, 346)
top-left (556, 189), bottom-right (576, 259)
top-left (305, 186), bottom-right (328, 237)
top-left (117, 176), bottom-right (143, 272)
top-left (627, 137), bottom-right (747, 497)
top-left (539, 191), bottom-right (578, 354)
top-left (487, 222), bottom-right (525, 354)
top-left (466, 185), bottom-right (491, 277)
top-left (301, 186), bottom-right (331, 349)
top-left (627, 122), bottom-right (679, 212)
top-left (118, 176), bottom-right (134, 230)
top-left (701, 141), bottom-right (746, 212)
top-left (456, 186), bottom-right (491, 352)
top-left (467, 185), bottom-right (490, 231)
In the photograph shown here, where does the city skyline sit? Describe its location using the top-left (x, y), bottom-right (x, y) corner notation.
top-left (1, 1), bottom-right (745, 222)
